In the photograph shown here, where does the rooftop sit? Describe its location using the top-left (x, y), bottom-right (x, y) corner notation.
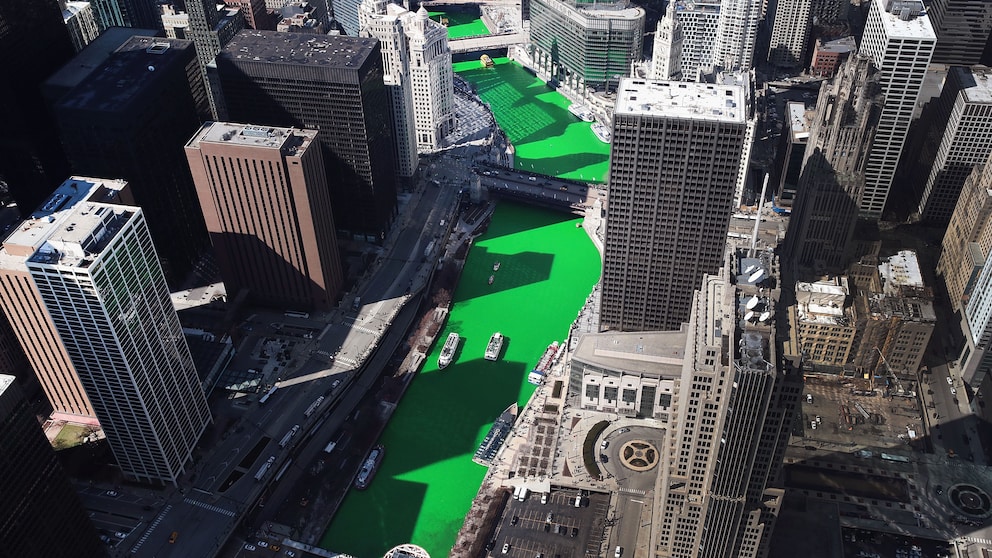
top-left (878, 250), bottom-right (924, 292)
top-left (788, 101), bottom-right (810, 140)
top-left (956, 66), bottom-right (992, 105)
top-left (673, 0), bottom-right (721, 13)
top-left (29, 204), bottom-right (136, 270)
top-left (572, 330), bottom-right (687, 378)
top-left (43, 27), bottom-right (160, 100)
top-left (56, 36), bottom-right (195, 113)
top-left (616, 78), bottom-right (745, 122)
top-left (796, 278), bottom-right (850, 323)
top-left (873, 0), bottom-right (935, 41)
top-left (0, 374), bottom-right (13, 397)
top-left (221, 30), bottom-right (377, 69)
top-left (818, 36), bottom-right (857, 53)
top-left (187, 122), bottom-right (318, 153)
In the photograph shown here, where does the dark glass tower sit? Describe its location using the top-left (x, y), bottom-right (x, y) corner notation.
top-left (0, 0), bottom-right (74, 214)
top-left (0, 375), bottom-right (103, 558)
top-left (54, 36), bottom-right (212, 283)
top-left (216, 31), bottom-right (398, 241)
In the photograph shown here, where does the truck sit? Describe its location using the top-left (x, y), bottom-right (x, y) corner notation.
top-left (279, 424), bottom-right (301, 448)
top-left (254, 456), bottom-right (276, 481)
top-left (352, 296), bottom-right (361, 311)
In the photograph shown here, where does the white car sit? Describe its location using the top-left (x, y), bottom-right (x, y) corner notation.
top-left (951, 387), bottom-right (957, 396)
top-left (245, 544), bottom-right (256, 551)
top-left (502, 543), bottom-right (510, 554)
top-left (947, 376), bottom-right (953, 385)
top-left (615, 546), bottom-right (623, 557)
top-left (258, 541), bottom-right (269, 548)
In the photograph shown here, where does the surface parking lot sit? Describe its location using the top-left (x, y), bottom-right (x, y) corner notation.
top-left (489, 488), bottom-right (609, 558)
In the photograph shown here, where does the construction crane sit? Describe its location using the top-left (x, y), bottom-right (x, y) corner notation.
top-left (874, 346), bottom-right (913, 397)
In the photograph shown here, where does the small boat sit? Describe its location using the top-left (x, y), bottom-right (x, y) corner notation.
top-left (488, 275), bottom-right (495, 285)
top-left (493, 261), bottom-right (501, 272)
top-left (438, 332), bottom-right (460, 369)
top-left (354, 445), bottom-right (384, 490)
top-left (568, 103), bottom-right (595, 122)
top-left (473, 404), bottom-right (518, 466)
top-left (592, 123), bottom-right (612, 144)
top-left (480, 54), bottom-right (494, 68)
top-left (484, 332), bottom-right (504, 361)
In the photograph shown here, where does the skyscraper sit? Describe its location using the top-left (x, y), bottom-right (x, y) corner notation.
top-left (927, 0), bottom-right (992, 66)
top-left (652, 2), bottom-right (684, 80)
top-left (216, 31), bottom-right (398, 241)
top-left (767, 0), bottom-right (812, 68)
top-left (785, 54), bottom-right (884, 274)
top-left (714, 0), bottom-right (764, 71)
top-left (182, 0), bottom-right (245, 117)
top-left (54, 36), bottom-right (213, 282)
top-left (600, 79), bottom-right (748, 332)
top-left (0, 375), bottom-right (103, 558)
top-left (26, 201), bottom-right (211, 486)
top-left (185, 122), bottom-right (344, 310)
top-left (653, 245), bottom-right (798, 558)
top-left (857, 0), bottom-right (935, 218)
top-left (61, 0), bottom-right (101, 52)
top-left (0, 0), bottom-right (74, 215)
top-left (528, 0), bottom-right (644, 95)
top-left (910, 65), bottom-right (992, 224)
top-left (672, 0), bottom-right (721, 80)
top-left (0, 178), bottom-right (134, 423)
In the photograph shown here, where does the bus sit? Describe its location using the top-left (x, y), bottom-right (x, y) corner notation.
top-left (259, 385), bottom-right (278, 404)
top-left (284, 310), bottom-right (310, 319)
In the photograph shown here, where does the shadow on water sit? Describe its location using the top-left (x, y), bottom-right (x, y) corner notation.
top-left (458, 247), bottom-right (554, 301)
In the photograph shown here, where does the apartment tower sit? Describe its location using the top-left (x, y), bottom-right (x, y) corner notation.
top-left (0, 375), bottom-right (103, 558)
top-left (216, 31), bottom-right (398, 242)
top-left (54, 36), bottom-right (213, 283)
top-left (785, 54), bottom-right (884, 274)
top-left (0, 178), bottom-right (137, 423)
top-left (767, 0), bottom-right (812, 68)
top-left (186, 122), bottom-right (344, 310)
top-left (0, 0), bottom-right (74, 214)
top-left (911, 65), bottom-right (992, 224)
top-left (672, 0), bottom-right (721, 79)
top-left (714, 0), bottom-right (764, 71)
top-left (857, 0), bottom-right (936, 218)
top-left (26, 201), bottom-right (211, 485)
top-left (600, 79), bottom-right (748, 332)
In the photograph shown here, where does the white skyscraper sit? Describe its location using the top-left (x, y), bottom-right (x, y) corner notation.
top-left (767, 0), bottom-right (812, 67)
top-left (857, 0), bottom-right (936, 218)
top-left (26, 202), bottom-right (211, 486)
top-left (360, 1), bottom-right (454, 155)
top-left (652, 2), bottom-right (684, 80)
top-left (714, 0), bottom-right (764, 71)
top-left (673, 0), bottom-right (721, 79)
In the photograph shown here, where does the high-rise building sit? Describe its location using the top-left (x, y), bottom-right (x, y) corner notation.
top-left (161, 3), bottom-right (190, 38)
top-left (89, 0), bottom-right (126, 31)
top-left (714, 0), bottom-right (764, 71)
top-left (600, 79), bottom-right (748, 332)
top-left (0, 0), bottom-right (75, 215)
top-left (182, 0), bottom-right (245, 118)
top-left (811, 0), bottom-right (848, 25)
top-left (654, 245), bottom-right (798, 558)
top-left (0, 178), bottom-right (133, 424)
top-left (672, 0), bottom-right (721, 80)
top-left (652, 2), bottom-right (684, 80)
top-left (0, 375), bottom-right (103, 558)
top-left (767, 0), bottom-right (812, 68)
top-left (809, 35), bottom-right (857, 77)
top-left (185, 122), bottom-right (344, 310)
top-left (927, 0), bottom-right (992, 66)
top-left (785, 54), bottom-right (883, 274)
top-left (774, 101), bottom-right (811, 208)
top-left (225, 0), bottom-right (271, 29)
top-left (26, 201), bottom-right (212, 486)
top-left (216, 31), bottom-right (398, 241)
top-left (910, 65), bottom-right (992, 224)
top-left (54, 36), bottom-right (213, 283)
top-left (528, 0), bottom-right (644, 96)
top-left (61, 0), bottom-right (101, 52)
top-left (857, 0), bottom-right (935, 219)
top-left (331, 0), bottom-right (362, 35)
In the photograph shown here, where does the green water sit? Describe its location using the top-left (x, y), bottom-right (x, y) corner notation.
top-left (429, 11), bottom-right (491, 39)
top-left (320, 202), bottom-right (601, 557)
top-left (454, 57), bottom-right (611, 183)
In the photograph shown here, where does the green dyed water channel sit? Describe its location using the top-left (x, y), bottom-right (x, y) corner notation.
top-left (321, 202), bottom-right (601, 557)
top-left (429, 11), bottom-right (490, 39)
top-left (454, 57), bottom-right (611, 183)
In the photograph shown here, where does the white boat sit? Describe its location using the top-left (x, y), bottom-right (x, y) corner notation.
top-left (568, 103), bottom-right (595, 122)
top-left (488, 275), bottom-right (495, 285)
top-left (438, 332), bottom-right (460, 369)
top-left (592, 123), bottom-right (612, 144)
top-left (493, 261), bottom-right (501, 272)
top-left (485, 332), bottom-right (504, 361)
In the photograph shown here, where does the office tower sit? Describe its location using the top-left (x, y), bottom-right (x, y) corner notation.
top-left (54, 36), bottom-right (212, 282)
top-left (785, 54), bottom-right (883, 274)
top-left (654, 246), bottom-right (798, 558)
top-left (331, 0), bottom-right (362, 35)
top-left (116, 0), bottom-right (161, 28)
top-left (774, 101), bottom-right (810, 207)
top-left (714, 0), bottom-right (763, 71)
top-left (767, 0), bottom-right (812, 68)
top-left (809, 35), bottom-right (856, 77)
top-left (27, 201), bottom-right (211, 485)
top-left (600, 79), bottom-right (748, 332)
top-left (0, 0), bottom-right (74, 215)
top-left (62, 1), bottom-right (101, 52)
top-left (217, 31), bottom-right (398, 241)
top-left (0, 375), bottom-right (103, 558)
top-left (161, 4), bottom-right (190, 38)
top-left (811, 0), bottom-right (847, 24)
top-left (0, 178), bottom-right (133, 423)
top-left (184, 0), bottom-right (245, 118)
top-left (652, 2), bottom-right (684, 80)
top-left (927, 0), bottom-right (992, 66)
top-left (0, 316), bottom-right (29, 382)
top-left (910, 66), bottom-right (992, 224)
top-left (185, 122), bottom-right (345, 310)
top-left (857, 0), bottom-right (935, 219)
top-left (89, 0), bottom-right (126, 30)
top-left (673, 0), bottom-right (721, 79)
top-left (529, 0), bottom-right (644, 95)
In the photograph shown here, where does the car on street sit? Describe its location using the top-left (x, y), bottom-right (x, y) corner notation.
top-left (601, 454), bottom-right (609, 463)
top-left (601, 440), bottom-right (609, 450)
top-left (502, 543), bottom-right (510, 554)
top-left (258, 541), bottom-right (269, 548)
top-left (105, 490), bottom-right (119, 497)
top-left (615, 546), bottom-right (623, 557)
top-left (511, 516), bottom-right (519, 525)
top-left (115, 531), bottom-right (127, 539)
top-left (245, 544), bottom-right (256, 551)
top-left (947, 377), bottom-right (953, 385)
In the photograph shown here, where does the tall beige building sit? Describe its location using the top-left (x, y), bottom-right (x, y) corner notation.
top-left (939, 151), bottom-right (992, 313)
top-left (185, 122), bottom-right (343, 311)
top-left (0, 177), bottom-right (133, 423)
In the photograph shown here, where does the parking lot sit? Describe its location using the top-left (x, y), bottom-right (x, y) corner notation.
top-left (489, 488), bottom-right (610, 557)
